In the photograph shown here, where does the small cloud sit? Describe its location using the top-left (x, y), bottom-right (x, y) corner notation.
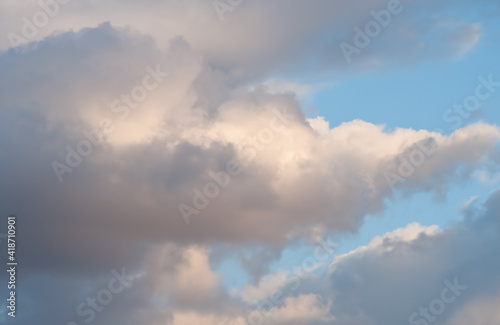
top-left (473, 170), bottom-right (500, 185)
top-left (461, 195), bottom-right (479, 213)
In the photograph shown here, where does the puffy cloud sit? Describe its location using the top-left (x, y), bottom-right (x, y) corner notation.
top-left (147, 245), bottom-right (221, 305)
top-left (241, 271), bottom-right (288, 304)
top-left (320, 189), bottom-right (500, 325)
top-left (265, 294), bottom-right (333, 325)
top-left (1, 1), bottom-right (499, 325)
top-left (1, 24), bottom-right (499, 277)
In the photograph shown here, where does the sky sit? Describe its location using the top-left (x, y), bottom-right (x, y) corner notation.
top-left (0, 1), bottom-right (500, 325)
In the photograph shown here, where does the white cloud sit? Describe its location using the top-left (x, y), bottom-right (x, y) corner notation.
top-left (170, 312), bottom-right (247, 325)
top-left (267, 294), bottom-right (333, 325)
top-left (240, 271), bottom-right (288, 304)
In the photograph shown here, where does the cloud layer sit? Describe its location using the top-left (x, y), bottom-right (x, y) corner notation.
top-left (1, 1), bottom-right (500, 324)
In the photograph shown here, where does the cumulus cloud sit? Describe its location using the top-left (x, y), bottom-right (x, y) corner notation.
top-left (319, 189), bottom-right (500, 325)
top-left (241, 271), bottom-right (288, 304)
top-left (0, 1), bottom-right (499, 324)
top-left (265, 294), bottom-right (333, 325)
top-left (1, 25), bottom-right (499, 278)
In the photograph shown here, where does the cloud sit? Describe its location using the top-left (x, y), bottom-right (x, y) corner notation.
top-left (170, 312), bottom-right (247, 325)
top-left (147, 245), bottom-right (222, 306)
top-left (241, 271), bottom-right (288, 304)
top-left (0, 0), bottom-right (494, 74)
top-left (445, 295), bottom-right (500, 325)
top-left (1, 25), bottom-right (499, 280)
top-left (265, 294), bottom-right (333, 325)
top-left (318, 189), bottom-right (500, 325)
top-left (0, 1), bottom-right (499, 324)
